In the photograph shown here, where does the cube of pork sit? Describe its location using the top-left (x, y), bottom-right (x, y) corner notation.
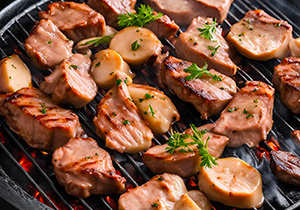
top-left (0, 88), bottom-right (83, 151)
top-left (39, 2), bottom-right (106, 43)
top-left (212, 81), bottom-right (274, 147)
top-left (40, 53), bottom-right (98, 109)
top-left (227, 10), bottom-right (293, 61)
top-left (161, 56), bottom-right (237, 119)
top-left (93, 80), bottom-right (153, 153)
top-left (87, 0), bottom-right (136, 28)
top-left (142, 124), bottom-right (229, 178)
top-left (24, 19), bottom-right (73, 70)
top-left (118, 173), bottom-right (187, 210)
top-left (53, 137), bottom-right (126, 198)
top-left (272, 57), bottom-right (300, 114)
top-left (176, 17), bottom-right (238, 76)
top-left (144, 0), bottom-right (234, 26)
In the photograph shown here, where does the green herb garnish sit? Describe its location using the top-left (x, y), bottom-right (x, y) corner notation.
top-left (95, 62), bottom-right (101, 67)
top-left (131, 40), bottom-right (141, 51)
top-left (246, 114), bottom-right (254, 119)
top-left (151, 203), bottom-right (159, 208)
top-left (184, 63), bottom-right (222, 81)
top-left (197, 18), bottom-right (218, 42)
top-left (80, 34), bottom-right (115, 47)
top-left (70, 65), bottom-right (78, 69)
top-left (208, 45), bottom-right (220, 56)
top-left (116, 79), bottom-right (122, 86)
top-left (123, 120), bottom-right (130, 125)
top-left (148, 104), bottom-right (155, 116)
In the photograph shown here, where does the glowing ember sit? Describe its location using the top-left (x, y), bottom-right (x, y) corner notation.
top-left (19, 154), bottom-right (33, 172)
top-left (34, 191), bottom-right (44, 204)
top-left (188, 178), bottom-right (197, 187)
top-left (105, 196), bottom-right (118, 210)
top-left (41, 151), bottom-right (49, 156)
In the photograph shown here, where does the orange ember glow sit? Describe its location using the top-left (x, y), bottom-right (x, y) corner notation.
top-left (41, 151), bottom-right (49, 156)
top-left (34, 191), bottom-right (44, 204)
top-left (189, 179), bottom-right (197, 187)
top-left (19, 154), bottom-right (33, 172)
top-left (105, 196), bottom-right (118, 210)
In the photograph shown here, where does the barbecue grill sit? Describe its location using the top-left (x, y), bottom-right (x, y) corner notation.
top-left (0, 0), bottom-right (299, 209)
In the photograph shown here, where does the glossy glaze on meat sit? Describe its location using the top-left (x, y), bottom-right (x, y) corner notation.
top-left (40, 53), bottom-right (98, 109)
top-left (161, 56), bottom-right (237, 119)
top-left (0, 88), bottom-right (83, 151)
top-left (53, 137), bottom-right (126, 198)
top-left (24, 19), bottom-right (73, 70)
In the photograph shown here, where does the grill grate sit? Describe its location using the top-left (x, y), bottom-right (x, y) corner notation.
top-left (0, 0), bottom-right (299, 210)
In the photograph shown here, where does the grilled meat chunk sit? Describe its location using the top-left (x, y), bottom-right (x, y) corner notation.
top-left (0, 88), bottom-right (83, 151)
top-left (227, 10), bottom-right (293, 61)
top-left (174, 190), bottom-right (212, 210)
top-left (39, 2), bottom-right (106, 43)
top-left (272, 57), bottom-right (300, 114)
top-left (144, 0), bottom-right (234, 26)
top-left (40, 53), bottom-right (97, 109)
top-left (161, 56), bottom-right (237, 119)
top-left (142, 124), bottom-right (229, 178)
top-left (212, 81), bottom-right (274, 147)
top-left (87, 0), bottom-right (136, 28)
top-left (291, 130), bottom-right (300, 146)
top-left (53, 137), bottom-right (126, 198)
top-left (176, 17), bottom-right (238, 76)
top-left (289, 38), bottom-right (300, 57)
top-left (118, 173), bottom-right (187, 210)
top-left (145, 12), bottom-right (179, 39)
top-left (270, 150), bottom-right (300, 186)
top-left (93, 80), bottom-right (153, 153)
top-left (24, 19), bottom-right (73, 70)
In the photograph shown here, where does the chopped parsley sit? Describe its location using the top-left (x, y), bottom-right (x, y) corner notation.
top-left (40, 103), bottom-right (46, 114)
top-left (48, 41), bottom-right (52, 44)
top-left (123, 120), bottom-right (130, 125)
top-left (9, 76), bottom-right (11, 79)
top-left (208, 45), bottom-right (220, 56)
top-left (8, 56), bottom-right (12, 59)
top-left (128, 97), bottom-right (134, 102)
top-left (124, 78), bottom-right (128, 85)
top-left (131, 40), bottom-right (141, 51)
top-left (275, 23), bottom-right (281, 27)
top-left (151, 203), bottom-right (159, 208)
top-left (148, 104), bottom-right (155, 116)
top-left (243, 108), bottom-right (248, 114)
top-left (95, 62), bottom-right (101, 67)
top-left (253, 88), bottom-right (258, 92)
top-left (70, 65), bottom-right (78, 69)
top-left (11, 64), bottom-right (16, 69)
top-left (112, 112), bottom-right (117, 116)
top-left (145, 93), bottom-right (154, 99)
top-left (116, 79), bottom-right (122, 86)
top-left (197, 18), bottom-right (218, 42)
top-left (246, 114), bottom-right (254, 119)
top-left (110, 72), bottom-right (114, 75)
top-left (228, 107), bottom-right (237, 112)
top-left (95, 153), bottom-right (98, 156)
top-left (158, 177), bottom-right (164, 181)
top-left (253, 99), bottom-right (258, 103)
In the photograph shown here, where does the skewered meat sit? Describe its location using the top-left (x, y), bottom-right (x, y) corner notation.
top-left (118, 173), bottom-right (187, 210)
top-left (176, 17), bottom-right (238, 76)
top-left (144, 0), bottom-right (234, 26)
top-left (24, 19), bottom-right (73, 70)
top-left (0, 55), bottom-right (32, 93)
top-left (198, 157), bottom-right (264, 209)
top-left (93, 80), bottom-right (153, 153)
top-left (272, 57), bottom-right (300, 114)
top-left (142, 124), bottom-right (228, 178)
top-left (291, 130), bottom-right (300, 146)
top-left (40, 53), bottom-right (97, 109)
top-left (0, 88), bottom-right (83, 151)
top-left (270, 150), bottom-right (300, 186)
top-left (39, 2), bottom-right (106, 43)
top-left (109, 27), bottom-right (163, 66)
top-left (53, 137), bottom-right (126, 198)
top-left (212, 81), bottom-right (274, 147)
top-left (145, 12), bottom-right (180, 39)
top-left (87, 0), bottom-right (136, 28)
top-left (226, 10), bottom-right (293, 61)
top-left (174, 190), bottom-right (212, 210)
top-left (161, 56), bottom-right (237, 119)
top-left (128, 84), bottom-right (180, 134)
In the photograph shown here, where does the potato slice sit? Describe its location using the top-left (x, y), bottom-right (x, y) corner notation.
top-left (109, 27), bottom-right (163, 66)
top-left (198, 157), bottom-right (264, 209)
top-left (174, 190), bottom-right (212, 210)
top-left (128, 84), bottom-right (179, 134)
top-left (0, 55), bottom-right (32, 93)
top-left (289, 38), bottom-right (300, 57)
top-left (91, 49), bottom-right (135, 90)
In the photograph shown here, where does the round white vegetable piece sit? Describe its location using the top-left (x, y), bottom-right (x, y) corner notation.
top-left (109, 27), bottom-right (162, 66)
top-left (198, 157), bottom-right (264, 209)
top-left (91, 49), bottom-right (134, 90)
top-left (174, 190), bottom-right (212, 210)
top-left (0, 54), bottom-right (32, 93)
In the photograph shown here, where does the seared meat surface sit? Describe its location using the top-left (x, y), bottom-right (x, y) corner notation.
top-left (161, 56), bottom-right (236, 119)
top-left (118, 173), bottom-right (187, 210)
top-left (39, 2), bottom-right (106, 43)
top-left (144, 0), bottom-right (234, 26)
top-left (227, 10), bottom-right (293, 61)
top-left (212, 81), bottom-right (274, 147)
top-left (40, 53), bottom-right (97, 109)
top-left (142, 124), bottom-right (228, 178)
top-left (270, 150), bottom-right (300, 186)
top-left (0, 88), bottom-right (83, 151)
top-left (53, 137), bottom-right (126, 198)
top-left (176, 17), bottom-right (238, 76)
top-left (93, 80), bottom-right (153, 153)
top-left (272, 57), bottom-right (300, 114)
top-left (87, 0), bottom-right (136, 28)
top-left (24, 19), bottom-right (73, 70)
top-left (291, 130), bottom-right (300, 146)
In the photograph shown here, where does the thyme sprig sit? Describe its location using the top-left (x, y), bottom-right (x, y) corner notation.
top-left (184, 63), bottom-right (222, 81)
top-left (197, 18), bottom-right (218, 42)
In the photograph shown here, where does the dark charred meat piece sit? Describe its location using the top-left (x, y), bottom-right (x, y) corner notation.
top-left (24, 19), bottom-right (73, 70)
top-left (291, 130), bottom-right (300, 146)
top-left (176, 17), bottom-right (238, 76)
top-left (40, 53), bottom-right (98, 109)
top-left (212, 81), bottom-right (274, 147)
top-left (93, 80), bottom-right (153, 153)
top-left (273, 57), bottom-right (300, 114)
top-left (145, 12), bottom-right (179, 39)
top-left (144, 0), bottom-right (234, 26)
top-left (39, 2), bottom-right (106, 43)
top-left (161, 56), bottom-right (237, 119)
top-left (270, 150), bottom-right (300, 186)
top-left (87, 0), bottom-right (136, 28)
top-left (53, 137), bottom-right (126, 198)
top-left (0, 88), bottom-right (83, 151)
